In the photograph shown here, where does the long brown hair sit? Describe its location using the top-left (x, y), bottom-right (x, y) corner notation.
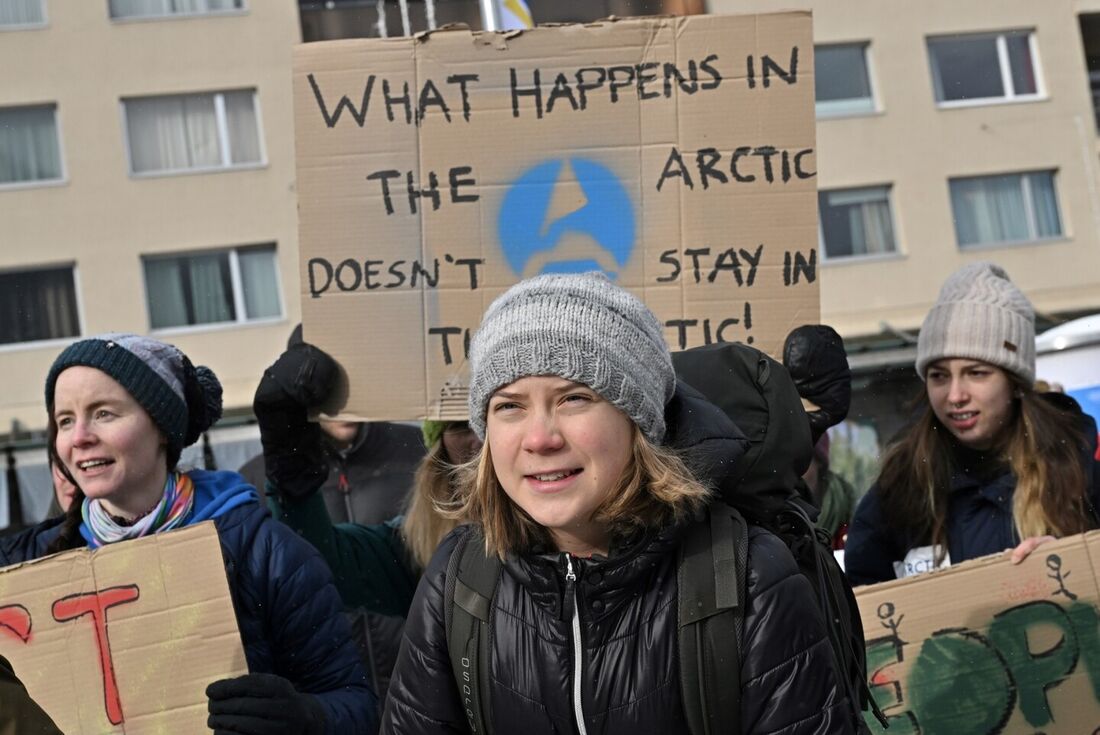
top-left (877, 377), bottom-right (1093, 560)
top-left (447, 424), bottom-right (710, 559)
top-left (46, 412), bottom-right (86, 554)
top-left (400, 441), bottom-right (462, 570)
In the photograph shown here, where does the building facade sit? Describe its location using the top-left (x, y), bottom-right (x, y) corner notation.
top-left (4, 0), bottom-right (1100, 522)
top-left (0, 0), bottom-right (301, 438)
top-left (708, 0), bottom-right (1100, 337)
top-left (709, 0), bottom-right (1100, 447)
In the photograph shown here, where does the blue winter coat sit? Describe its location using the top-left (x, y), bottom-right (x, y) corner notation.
top-left (0, 470), bottom-right (376, 734)
top-left (846, 412), bottom-right (1100, 587)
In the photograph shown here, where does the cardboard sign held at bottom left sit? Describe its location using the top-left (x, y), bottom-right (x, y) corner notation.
top-left (0, 522), bottom-right (247, 734)
top-left (857, 530), bottom-right (1100, 734)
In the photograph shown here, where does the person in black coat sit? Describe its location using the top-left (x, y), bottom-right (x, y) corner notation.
top-left (243, 333), bottom-right (440, 706)
top-left (846, 263), bottom-right (1100, 586)
top-left (239, 324), bottom-right (424, 528)
top-left (381, 273), bottom-right (852, 734)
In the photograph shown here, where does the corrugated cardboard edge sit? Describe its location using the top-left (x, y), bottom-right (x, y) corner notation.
top-left (0, 521), bottom-right (224, 575)
top-left (854, 529), bottom-right (1100, 594)
top-left (407, 13), bottom-right (817, 46)
top-left (292, 11), bottom-right (819, 421)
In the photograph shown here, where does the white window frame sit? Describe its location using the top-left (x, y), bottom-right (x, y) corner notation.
top-left (817, 184), bottom-right (903, 264)
top-left (120, 89), bottom-right (267, 178)
top-left (0, 102), bottom-right (68, 191)
top-left (0, 261), bottom-right (85, 353)
top-left (949, 170), bottom-right (1064, 250)
top-left (0, 0), bottom-right (48, 30)
top-left (108, 0), bottom-right (247, 23)
top-left (815, 42), bottom-right (880, 120)
top-left (929, 30), bottom-right (1046, 109)
top-left (143, 244), bottom-right (285, 335)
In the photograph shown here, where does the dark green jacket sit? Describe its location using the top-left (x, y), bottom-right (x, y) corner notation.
top-left (267, 491), bottom-right (418, 617)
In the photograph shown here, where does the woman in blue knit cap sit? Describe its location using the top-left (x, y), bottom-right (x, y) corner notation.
top-left (1, 333), bottom-right (376, 735)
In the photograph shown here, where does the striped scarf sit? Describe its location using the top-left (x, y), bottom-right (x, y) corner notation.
top-left (83, 472), bottom-right (195, 549)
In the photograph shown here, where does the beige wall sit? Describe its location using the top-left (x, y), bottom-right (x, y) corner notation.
top-left (0, 2), bottom-right (301, 433)
top-left (708, 0), bottom-right (1100, 339)
top-left (7, 1), bottom-right (1100, 432)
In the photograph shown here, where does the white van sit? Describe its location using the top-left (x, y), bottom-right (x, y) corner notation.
top-left (1036, 313), bottom-right (1100, 451)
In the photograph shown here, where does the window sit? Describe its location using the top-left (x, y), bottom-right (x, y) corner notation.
top-left (109, 0), bottom-right (242, 20)
top-left (0, 265), bottom-right (80, 346)
top-left (928, 31), bottom-right (1042, 105)
top-left (815, 43), bottom-right (875, 117)
top-left (818, 186), bottom-right (897, 259)
top-left (143, 244), bottom-right (281, 330)
top-left (0, 105), bottom-right (62, 186)
top-left (950, 171), bottom-right (1062, 248)
top-left (123, 89), bottom-right (262, 175)
top-left (1079, 14), bottom-right (1100, 131)
top-left (0, 0), bottom-right (45, 27)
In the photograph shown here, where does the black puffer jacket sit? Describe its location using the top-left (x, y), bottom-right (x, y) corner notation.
top-left (381, 385), bottom-right (852, 734)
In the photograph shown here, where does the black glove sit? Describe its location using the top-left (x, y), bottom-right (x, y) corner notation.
top-left (782, 325), bottom-right (851, 443)
top-left (253, 343), bottom-right (339, 500)
top-left (207, 673), bottom-right (326, 735)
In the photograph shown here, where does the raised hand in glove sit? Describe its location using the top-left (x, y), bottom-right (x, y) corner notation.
top-left (782, 324), bottom-right (851, 444)
top-left (254, 343), bottom-right (340, 500)
top-left (207, 673), bottom-right (326, 735)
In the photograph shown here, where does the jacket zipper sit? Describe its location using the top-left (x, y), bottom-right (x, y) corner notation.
top-left (564, 554), bottom-right (589, 735)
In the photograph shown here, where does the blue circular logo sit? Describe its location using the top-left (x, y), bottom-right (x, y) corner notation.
top-left (497, 158), bottom-right (635, 278)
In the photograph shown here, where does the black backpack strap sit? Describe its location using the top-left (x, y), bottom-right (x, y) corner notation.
top-left (444, 530), bottom-right (501, 735)
top-left (781, 506), bottom-right (886, 732)
top-left (678, 504), bottom-right (749, 735)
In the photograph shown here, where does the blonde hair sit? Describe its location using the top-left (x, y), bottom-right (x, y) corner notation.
top-left (447, 424), bottom-right (710, 558)
top-left (401, 441), bottom-right (462, 570)
top-left (1006, 388), bottom-right (1091, 540)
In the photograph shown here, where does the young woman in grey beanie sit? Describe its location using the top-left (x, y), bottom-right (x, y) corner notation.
top-left (845, 262), bottom-right (1100, 586)
top-left (0, 334), bottom-right (377, 734)
top-left (380, 272), bottom-right (853, 734)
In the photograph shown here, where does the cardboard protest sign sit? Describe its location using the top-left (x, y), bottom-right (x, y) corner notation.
top-left (856, 532), bottom-right (1100, 734)
top-left (0, 522), bottom-right (246, 734)
top-left (294, 12), bottom-right (819, 421)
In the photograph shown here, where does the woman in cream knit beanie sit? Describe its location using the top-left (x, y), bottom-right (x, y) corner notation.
top-left (846, 262), bottom-right (1100, 586)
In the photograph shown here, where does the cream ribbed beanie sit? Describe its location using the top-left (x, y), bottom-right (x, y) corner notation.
top-left (915, 262), bottom-right (1035, 383)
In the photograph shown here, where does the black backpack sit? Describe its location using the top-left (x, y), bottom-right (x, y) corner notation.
top-left (673, 342), bottom-right (884, 732)
top-left (444, 342), bottom-right (885, 734)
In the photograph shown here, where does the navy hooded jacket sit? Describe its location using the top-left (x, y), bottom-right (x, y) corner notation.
top-left (846, 407), bottom-right (1100, 587)
top-left (0, 470), bottom-right (376, 734)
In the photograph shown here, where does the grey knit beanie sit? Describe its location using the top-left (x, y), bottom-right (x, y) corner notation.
top-left (915, 262), bottom-right (1035, 384)
top-left (45, 333), bottom-right (223, 463)
top-left (467, 272), bottom-right (674, 443)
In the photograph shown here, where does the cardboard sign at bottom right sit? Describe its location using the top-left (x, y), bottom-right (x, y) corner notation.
top-left (856, 530), bottom-right (1100, 734)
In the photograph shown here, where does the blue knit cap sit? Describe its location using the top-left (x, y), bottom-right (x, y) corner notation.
top-left (45, 333), bottom-right (222, 462)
